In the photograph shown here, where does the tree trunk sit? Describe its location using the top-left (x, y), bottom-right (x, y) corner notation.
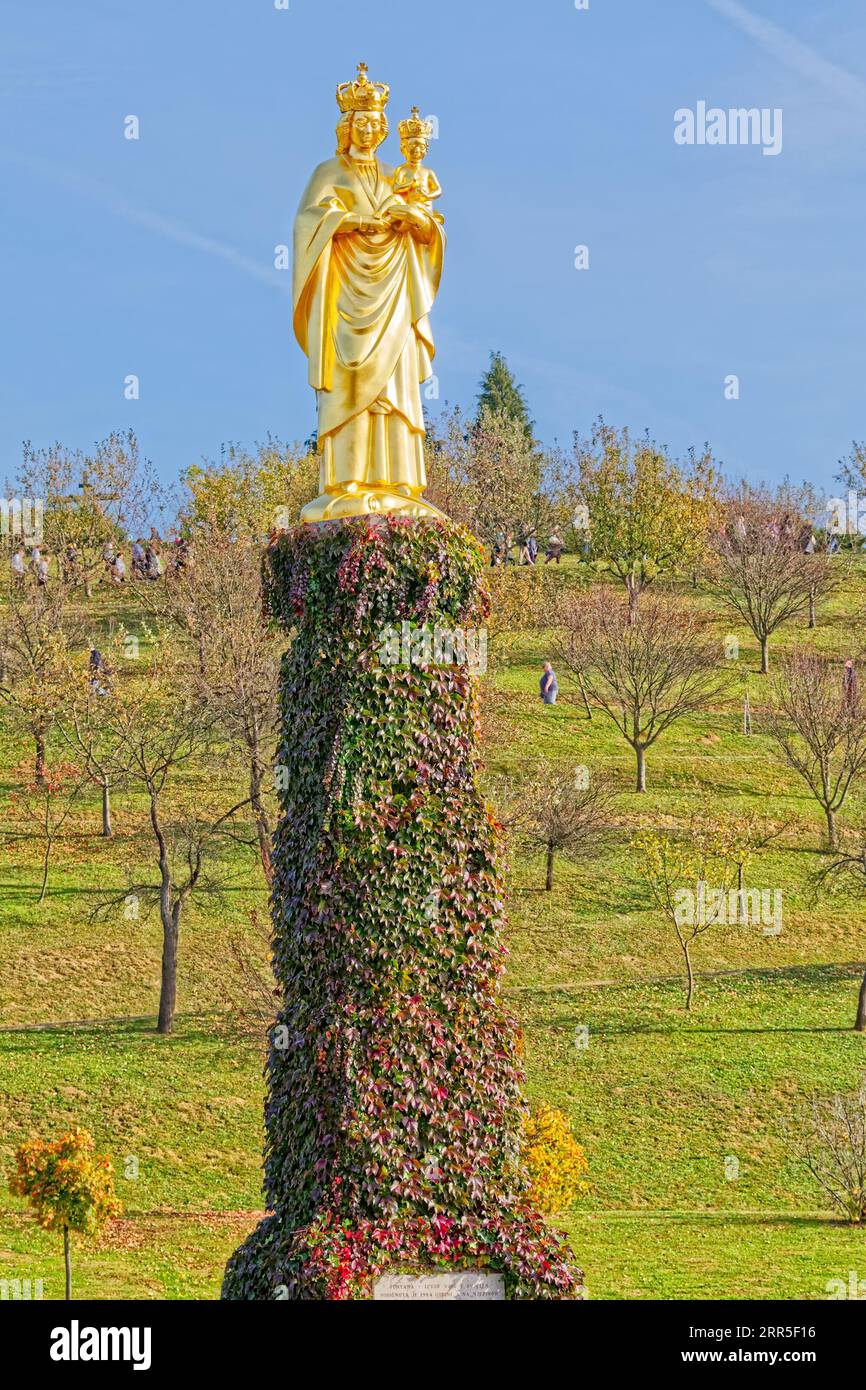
top-left (576, 672), bottom-right (592, 721)
top-left (152, 790), bottom-right (180, 1035)
top-left (35, 729), bottom-right (47, 785)
top-left (545, 843), bottom-right (554, 891)
top-left (684, 945), bottom-right (695, 1011)
top-left (626, 576), bottom-right (640, 625)
top-left (855, 969), bottom-right (866, 1032)
top-left (760, 635), bottom-right (769, 674)
top-left (157, 905), bottom-right (179, 1035)
top-left (249, 758), bottom-right (273, 886)
top-left (635, 744), bottom-right (646, 793)
top-left (825, 804), bottom-right (837, 852)
top-left (37, 840), bottom-right (51, 903)
top-left (101, 777), bottom-right (112, 838)
top-left (63, 1225), bottom-right (71, 1300)
top-left (808, 586), bottom-right (816, 629)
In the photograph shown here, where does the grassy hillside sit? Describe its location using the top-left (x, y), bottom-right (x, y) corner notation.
top-left (1, 560), bottom-right (865, 1300)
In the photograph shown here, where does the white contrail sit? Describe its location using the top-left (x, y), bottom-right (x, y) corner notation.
top-left (706, 0), bottom-right (866, 113)
top-left (0, 147), bottom-right (290, 295)
top-left (102, 197), bottom-right (289, 294)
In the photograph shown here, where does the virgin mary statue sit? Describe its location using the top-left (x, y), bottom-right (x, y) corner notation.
top-left (293, 63), bottom-right (446, 522)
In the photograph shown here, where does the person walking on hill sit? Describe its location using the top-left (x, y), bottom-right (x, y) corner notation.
top-left (88, 647), bottom-right (113, 697)
top-left (10, 546), bottom-right (26, 590)
top-left (102, 538), bottom-right (116, 580)
top-left (62, 542), bottom-right (79, 584)
top-left (540, 661), bottom-right (558, 705)
top-left (545, 532), bottom-right (563, 564)
top-left (145, 544), bottom-right (162, 580)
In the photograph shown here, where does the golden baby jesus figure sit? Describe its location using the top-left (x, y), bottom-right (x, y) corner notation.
top-left (293, 65), bottom-right (447, 522)
top-left (388, 108), bottom-right (442, 211)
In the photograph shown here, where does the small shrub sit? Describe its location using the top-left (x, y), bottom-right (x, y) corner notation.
top-left (9, 1128), bottom-right (121, 1298)
top-left (524, 1102), bottom-right (590, 1216)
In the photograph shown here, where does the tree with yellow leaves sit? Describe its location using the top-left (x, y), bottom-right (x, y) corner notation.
top-left (9, 1128), bottom-right (121, 1299)
top-left (182, 436), bottom-right (318, 539)
top-left (0, 582), bottom-right (82, 783)
top-left (575, 419), bottom-right (720, 619)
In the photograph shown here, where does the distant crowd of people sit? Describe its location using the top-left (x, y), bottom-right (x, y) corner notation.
top-left (7, 531), bottom-right (193, 590)
top-left (722, 509), bottom-right (847, 557)
top-left (490, 528), bottom-right (566, 567)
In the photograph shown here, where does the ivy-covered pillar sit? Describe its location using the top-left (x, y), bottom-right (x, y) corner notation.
top-left (222, 516), bottom-right (582, 1299)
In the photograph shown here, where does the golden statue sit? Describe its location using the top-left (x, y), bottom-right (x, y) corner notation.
top-left (293, 63), bottom-right (446, 522)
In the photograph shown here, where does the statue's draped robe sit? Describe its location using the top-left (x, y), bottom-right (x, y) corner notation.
top-left (292, 154), bottom-right (444, 492)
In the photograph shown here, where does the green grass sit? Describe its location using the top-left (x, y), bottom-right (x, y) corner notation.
top-left (2, 562), bottom-right (866, 1299)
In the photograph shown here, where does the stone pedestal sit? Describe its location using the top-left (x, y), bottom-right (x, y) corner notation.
top-left (222, 517), bottom-right (582, 1300)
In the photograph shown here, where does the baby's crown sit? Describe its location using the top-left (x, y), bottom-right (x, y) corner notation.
top-left (398, 106), bottom-right (432, 142)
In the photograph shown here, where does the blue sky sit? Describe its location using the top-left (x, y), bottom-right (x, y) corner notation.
top-left (2, 0), bottom-right (865, 496)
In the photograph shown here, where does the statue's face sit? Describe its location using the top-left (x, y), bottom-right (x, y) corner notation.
top-left (351, 110), bottom-right (384, 150)
top-left (403, 137), bottom-right (427, 162)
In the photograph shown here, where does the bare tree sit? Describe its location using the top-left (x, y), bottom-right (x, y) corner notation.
top-left (769, 651), bottom-right (866, 851)
top-left (140, 530), bottom-right (282, 885)
top-left (557, 590), bottom-right (723, 791)
top-left (814, 846), bottom-right (866, 1030)
top-left (715, 812), bottom-right (789, 922)
top-left (837, 440), bottom-right (866, 495)
top-left (100, 807), bottom-right (236, 1034)
top-left (217, 909), bottom-right (279, 1041)
top-left (714, 495), bottom-right (832, 673)
top-left (632, 824), bottom-right (738, 1010)
top-left (57, 645), bottom-right (132, 837)
top-left (5, 759), bottom-right (86, 902)
top-left (93, 653), bottom-right (223, 1034)
top-left (797, 1079), bottom-right (866, 1221)
top-left (499, 762), bottom-right (616, 890)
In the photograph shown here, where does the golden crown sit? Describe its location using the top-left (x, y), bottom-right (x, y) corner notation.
top-left (336, 62), bottom-right (389, 114)
top-left (398, 106), bottom-right (431, 141)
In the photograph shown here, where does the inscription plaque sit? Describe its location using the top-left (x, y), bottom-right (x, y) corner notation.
top-left (373, 1271), bottom-right (505, 1301)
